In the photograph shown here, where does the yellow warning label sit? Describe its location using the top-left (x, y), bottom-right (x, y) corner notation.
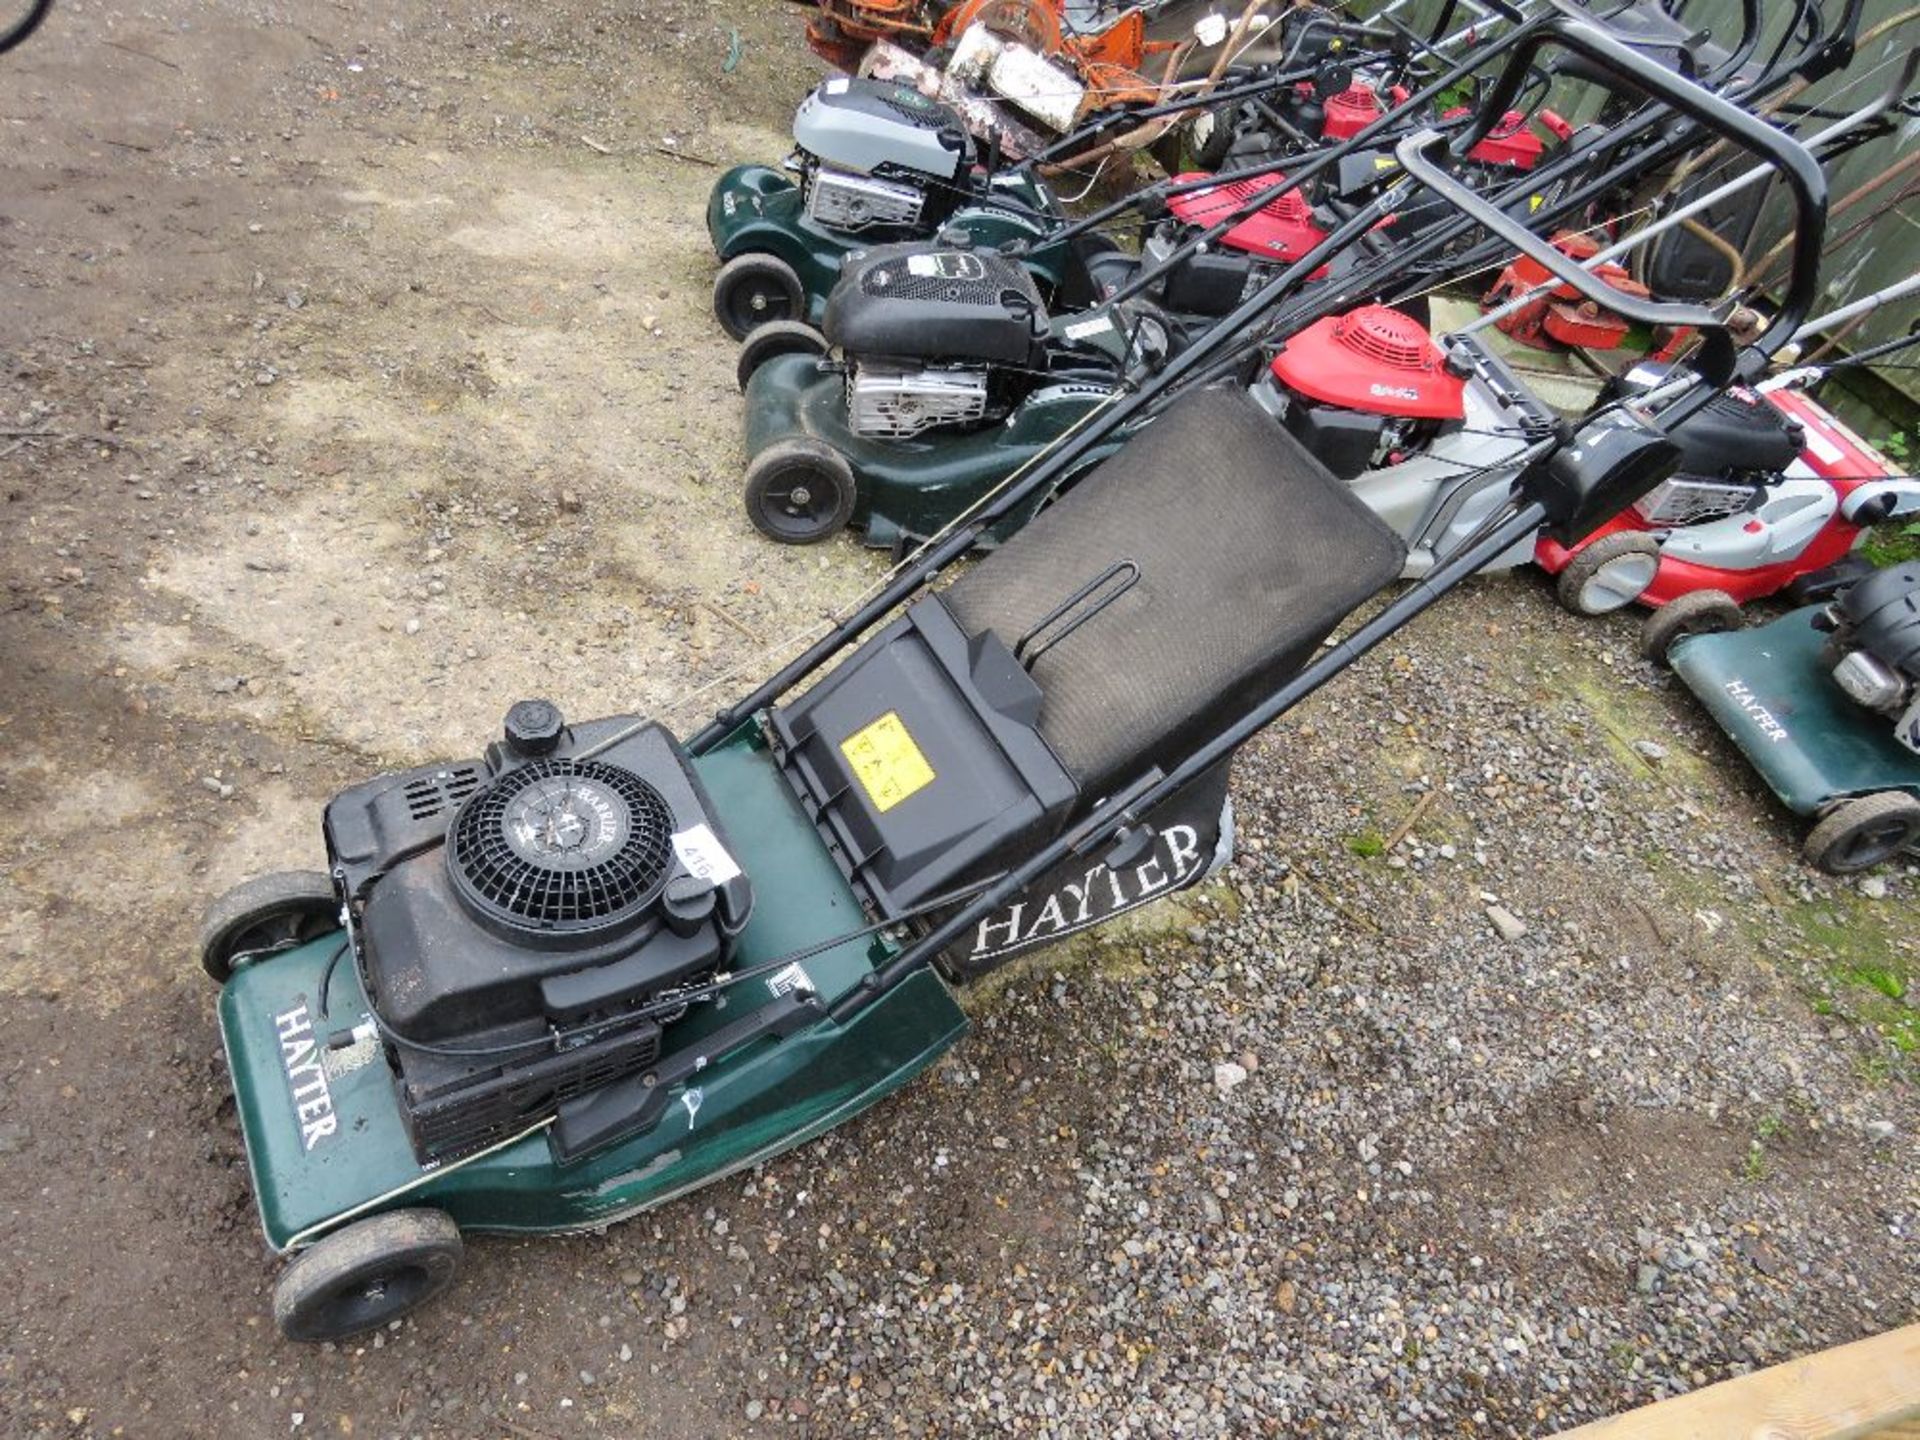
top-left (840, 711), bottom-right (936, 813)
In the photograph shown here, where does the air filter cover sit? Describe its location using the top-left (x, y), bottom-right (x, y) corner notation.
top-left (1268, 306), bottom-right (1466, 420)
top-left (448, 758), bottom-right (676, 935)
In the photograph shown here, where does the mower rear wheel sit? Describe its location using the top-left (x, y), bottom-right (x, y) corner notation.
top-left (197, 870), bottom-right (339, 984)
top-left (1803, 792), bottom-right (1920, 875)
top-left (736, 320), bottom-right (829, 393)
top-left (713, 253), bottom-right (805, 340)
top-left (1641, 589), bottom-right (1741, 668)
top-left (273, 1209), bottom-right (463, 1342)
top-left (1557, 531), bottom-right (1662, 615)
top-left (744, 439), bottom-right (857, 545)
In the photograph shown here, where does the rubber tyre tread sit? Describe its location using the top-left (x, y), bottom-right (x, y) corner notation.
top-left (197, 870), bottom-right (337, 984)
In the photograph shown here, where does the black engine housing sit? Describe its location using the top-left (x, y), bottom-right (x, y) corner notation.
top-left (824, 241), bottom-right (1048, 366)
top-left (323, 708), bottom-right (754, 1162)
top-left (1833, 562), bottom-right (1920, 688)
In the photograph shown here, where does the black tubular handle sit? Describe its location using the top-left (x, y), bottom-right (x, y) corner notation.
top-left (1462, 8), bottom-right (1828, 356)
top-left (1393, 128), bottom-right (1733, 362)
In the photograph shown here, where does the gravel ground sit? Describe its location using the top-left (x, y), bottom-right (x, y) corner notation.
top-left (0, 2), bottom-right (1914, 1437)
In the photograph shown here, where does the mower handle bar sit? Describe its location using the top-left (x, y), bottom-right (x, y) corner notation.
top-left (1394, 129), bottom-right (1726, 337)
top-left (1461, 8), bottom-right (1828, 358)
top-left (1460, 43), bottom-right (1919, 343)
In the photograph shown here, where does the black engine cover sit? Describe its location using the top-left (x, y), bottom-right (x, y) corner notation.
top-left (324, 716), bottom-right (751, 1041)
top-left (1836, 563), bottom-right (1920, 685)
top-left (824, 242), bottom-right (1048, 366)
top-left (1668, 387), bottom-right (1801, 476)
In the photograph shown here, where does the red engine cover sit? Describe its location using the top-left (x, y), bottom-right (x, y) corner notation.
top-left (1167, 171), bottom-right (1328, 265)
top-left (1441, 106), bottom-right (1545, 171)
top-left (1268, 306), bottom-right (1466, 421)
top-left (1321, 83), bottom-right (1383, 140)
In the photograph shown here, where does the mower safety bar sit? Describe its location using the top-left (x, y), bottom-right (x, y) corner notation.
top-left (1462, 9), bottom-right (1828, 357)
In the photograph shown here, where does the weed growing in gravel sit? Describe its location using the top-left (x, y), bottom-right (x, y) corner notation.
top-left (1347, 830), bottom-right (1387, 859)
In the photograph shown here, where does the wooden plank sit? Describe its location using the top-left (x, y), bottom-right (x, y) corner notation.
top-left (1552, 1325), bottom-right (1920, 1440)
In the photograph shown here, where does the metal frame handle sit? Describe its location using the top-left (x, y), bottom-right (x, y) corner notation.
top-left (1462, 8), bottom-right (1828, 357)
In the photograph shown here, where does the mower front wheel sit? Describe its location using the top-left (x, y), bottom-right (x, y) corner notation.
top-left (744, 439), bottom-right (857, 545)
top-left (197, 870), bottom-right (339, 984)
top-left (273, 1209), bottom-right (464, 1342)
top-left (1557, 531), bottom-right (1662, 616)
top-left (736, 320), bottom-right (829, 393)
top-left (1803, 792), bottom-right (1920, 875)
top-left (1641, 589), bottom-right (1742, 668)
top-left (713, 253), bottom-right (805, 340)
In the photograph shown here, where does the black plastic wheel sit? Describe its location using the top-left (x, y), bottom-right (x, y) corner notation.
top-left (712, 253), bottom-right (805, 341)
top-left (273, 1209), bottom-right (464, 1343)
top-left (735, 319), bottom-right (829, 393)
top-left (1803, 792), bottom-right (1920, 875)
top-left (743, 439), bottom-right (857, 545)
top-left (1641, 589), bottom-right (1742, 667)
top-left (1557, 531), bottom-right (1662, 615)
top-left (197, 870), bottom-right (339, 984)
top-left (1184, 106), bottom-right (1236, 171)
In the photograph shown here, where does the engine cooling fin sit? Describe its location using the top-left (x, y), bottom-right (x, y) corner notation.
top-left (448, 759), bottom-right (676, 933)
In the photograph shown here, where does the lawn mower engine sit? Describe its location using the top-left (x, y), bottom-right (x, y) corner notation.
top-left (792, 77), bottom-right (974, 236)
top-left (1251, 304), bottom-right (1468, 480)
top-left (824, 240), bottom-right (1054, 438)
top-left (1625, 383), bottom-right (1803, 530)
top-left (323, 701), bottom-right (753, 1163)
top-left (1140, 171), bottom-right (1329, 318)
top-left (1820, 564), bottom-right (1920, 752)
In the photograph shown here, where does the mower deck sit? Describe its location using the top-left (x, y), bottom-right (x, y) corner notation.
top-left (743, 351), bottom-right (1127, 549)
top-left (220, 724), bottom-right (969, 1253)
top-left (1669, 606), bottom-right (1920, 818)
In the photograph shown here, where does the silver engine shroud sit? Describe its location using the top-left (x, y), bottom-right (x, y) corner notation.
top-left (1831, 650), bottom-right (1911, 716)
top-left (847, 362), bottom-right (990, 439)
top-left (807, 167), bottom-right (926, 233)
top-left (793, 81), bottom-right (966, 181)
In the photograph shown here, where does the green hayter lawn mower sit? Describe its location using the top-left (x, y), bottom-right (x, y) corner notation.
top-left (199, 15), bottom-right (1825, 1341)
